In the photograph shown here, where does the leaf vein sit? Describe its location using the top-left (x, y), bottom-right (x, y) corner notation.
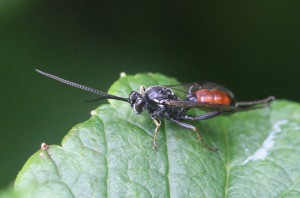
top-left (97, 117), bottom-right (110, 198)
top-left (45, 149), bottom-right (75, 198)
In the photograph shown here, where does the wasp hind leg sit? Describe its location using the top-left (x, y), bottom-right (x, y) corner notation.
top-left (235, 96), bottom-right (275, 112)
top-left (170, 119), bottom-right (218, 152)
top-left (152, 118), bottom-right (161, 152)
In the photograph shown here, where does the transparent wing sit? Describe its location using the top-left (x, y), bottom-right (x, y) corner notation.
top-left (167, 100), bottom-right (236, 111)
top-left (162, 81), bottom-right (235, 100)
top-left (167, 96), bottom-right (275, 112)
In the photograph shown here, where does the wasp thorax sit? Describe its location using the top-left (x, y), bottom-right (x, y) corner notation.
top-left (145, 86), bottom-right (178, 102)
top-left (129, 91), bottom-right (146, 114)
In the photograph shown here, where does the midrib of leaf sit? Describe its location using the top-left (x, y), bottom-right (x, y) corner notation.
top-left (224, 122), bottom-right (231, 198)
top-left (164, 120), bottom-right (171, 198)
top-left (102, 118), bottom-right (109, 198)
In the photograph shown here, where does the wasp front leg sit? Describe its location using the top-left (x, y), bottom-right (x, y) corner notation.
top-left (139, 85), bottom-right (146, 97)
top-left (152, 118), bottom-right (161, 152)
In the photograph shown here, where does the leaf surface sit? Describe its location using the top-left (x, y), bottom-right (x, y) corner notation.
top-left (14, 73), bottom-right (300, 197)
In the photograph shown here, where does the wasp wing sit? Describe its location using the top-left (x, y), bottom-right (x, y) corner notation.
top-left (168, 96), bottom-right (274, 112)
top-left (167, 100), bottom-right (236, 111)
top-left (162, 81), bottom-right (235, 100)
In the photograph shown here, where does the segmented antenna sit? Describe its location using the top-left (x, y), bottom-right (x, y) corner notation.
top-left (35, 69), bottom-right (129, 102)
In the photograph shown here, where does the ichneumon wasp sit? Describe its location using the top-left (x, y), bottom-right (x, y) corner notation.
top-left (36, 69), bottom-right (275, 152)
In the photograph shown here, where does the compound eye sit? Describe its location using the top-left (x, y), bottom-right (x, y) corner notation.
top-left (129, 91), bottom-right (139, 102)
top-left (134, 98), bottom-right (145, 114)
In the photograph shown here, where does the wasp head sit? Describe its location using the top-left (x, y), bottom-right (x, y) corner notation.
top-left (129, 91), bottom-right (146, 114)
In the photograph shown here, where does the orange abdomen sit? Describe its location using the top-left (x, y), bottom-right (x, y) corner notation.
top-left (194, 89), bottom-right (232, 105)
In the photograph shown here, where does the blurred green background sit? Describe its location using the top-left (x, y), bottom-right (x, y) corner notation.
top-left (1, 0), bottom-right (299, 188)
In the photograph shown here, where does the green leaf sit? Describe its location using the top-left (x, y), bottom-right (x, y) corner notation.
top-left (0, 186), bottom-right (19, 198)
top-left (14, 73), bottom-right (300, 197)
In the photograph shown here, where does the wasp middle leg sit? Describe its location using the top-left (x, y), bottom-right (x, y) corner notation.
top-left (152, 118), bottom-right (161, 152)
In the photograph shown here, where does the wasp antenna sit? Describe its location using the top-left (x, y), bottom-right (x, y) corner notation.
top-left (85, 97), bottom-right (106, 103)
top-left (267, 96), bottom-right (276, 101)
top-left (35, 69), bottom-right (129, 102)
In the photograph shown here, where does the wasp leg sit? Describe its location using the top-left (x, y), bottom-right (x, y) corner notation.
top-left (183, 111), bottom-right (221, 121)
top-left (140, 85), bottom-right (146, 97)
top-left (233, 105), bottom-right (270, 113)
top-left (152, 118), bottom-right (161, 152)
top-left (188, 82), bottom-right (200, 93)
top-left (235, 96), bottom-right (275, 112)
top-left (169, 119), bottom-right (218, 152)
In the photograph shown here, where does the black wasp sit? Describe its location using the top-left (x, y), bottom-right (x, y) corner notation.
top-left (36, 70), bottom-right (275, 151)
